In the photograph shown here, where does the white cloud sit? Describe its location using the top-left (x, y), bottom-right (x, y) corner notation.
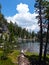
top-left (16, 3), bottom-right (29, 13)
top-left (6, 3), bottom-right (39, 32)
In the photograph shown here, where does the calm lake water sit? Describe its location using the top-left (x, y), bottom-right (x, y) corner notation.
top-left (16, 42), bottom-right (49, 54)
top-left (18, 42), bottom-right (41, 54)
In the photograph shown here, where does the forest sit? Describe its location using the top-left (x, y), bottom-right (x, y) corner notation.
top-left (0, 0), bottom-right (49, 65)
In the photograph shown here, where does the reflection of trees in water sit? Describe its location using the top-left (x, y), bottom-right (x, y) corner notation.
top-left (18, 42), bottom-right (39, 53)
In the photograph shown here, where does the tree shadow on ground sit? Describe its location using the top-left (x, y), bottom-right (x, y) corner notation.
top-left (25, 55), bottom-right (49, 65)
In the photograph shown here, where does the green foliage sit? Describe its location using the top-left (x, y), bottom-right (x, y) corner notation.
top-left (0, 51), bottom-right (3, 59)
top-left (31, 31), bottom-right (35, 38)
top-left (0, 58), bottom-right (15, 65)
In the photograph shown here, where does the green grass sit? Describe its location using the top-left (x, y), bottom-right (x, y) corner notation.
top-left (0, 51), bottom-right (15, 65)
top-left (0, 58), bottom-right (15, 65)
top-left (8, 50), bottom-right (20, 63)
top-left (0, 51), bottom-right (3, 59)
top-left (0, 50), bottom-right (19, 65)
top-left (25, 52), bottom-right (38, 56)
top-left (0, 50), bottom-right (49, 65)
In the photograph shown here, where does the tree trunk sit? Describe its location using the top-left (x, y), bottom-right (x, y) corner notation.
top-left (39, 0), bottom-right (43, 63)
top-left (43, 21), bottom-right (49, 64)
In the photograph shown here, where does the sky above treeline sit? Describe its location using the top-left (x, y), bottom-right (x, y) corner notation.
top-left (0, 0), bottom-right (39, 33)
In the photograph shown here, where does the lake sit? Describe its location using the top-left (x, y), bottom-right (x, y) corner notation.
top-left (16, 42), bottom-right (49, 54)
top-left (17, 42), bottom-right (41, 54)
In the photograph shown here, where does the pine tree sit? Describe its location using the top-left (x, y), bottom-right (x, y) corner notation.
top-left (35, 0), bottom-right (43, 63)
top-left (43, 1), bottom-right (49, 63)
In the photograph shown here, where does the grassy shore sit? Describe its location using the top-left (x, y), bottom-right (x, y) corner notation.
top-left (0, 50), bottom-right (49, 65)
top-left (0, 50), bottom-right (19, 65)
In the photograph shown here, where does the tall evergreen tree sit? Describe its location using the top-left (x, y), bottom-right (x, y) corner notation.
top-left (35, 0), bottom-right (43, 62)
top-left (43, 1), bottom-right (49, 63)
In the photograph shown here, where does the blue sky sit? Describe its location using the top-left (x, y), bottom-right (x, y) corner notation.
top-left (0, 0), bottom-right (35, 16)
top-left (0, 0), bottom-right (39, 32)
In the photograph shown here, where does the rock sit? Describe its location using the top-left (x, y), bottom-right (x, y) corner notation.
top-left (18, 53), bottom-right (30, 65)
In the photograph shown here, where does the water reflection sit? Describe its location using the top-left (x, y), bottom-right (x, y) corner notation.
top-left (18, 42), bottom-right (40, 54)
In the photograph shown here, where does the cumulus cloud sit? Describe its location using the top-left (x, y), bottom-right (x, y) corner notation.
top-left (6, 3), bottom-right (39, 32)
top-left (16, 3), bottom-right (29, 13)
